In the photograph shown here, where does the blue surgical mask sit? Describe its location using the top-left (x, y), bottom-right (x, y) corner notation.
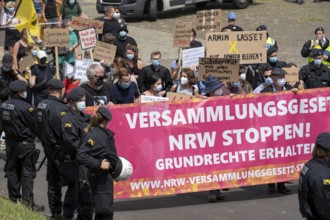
top-left (269, 57), bottom-right (277, 63)
top-left (126, 54), bottom-right (134, 60)
top-left (265, 77), bottom-right (273, 85)
top-left (76, 101), bottom-right (86, 111)
top-left (314, 58), bottom-right (322, 65)
top-left (119, 31), bottom-right (127, 38)
top-left (151, 59), bottom-right (160, 66)
top-left (119, 81), bottom-right (131, 89)
top-left (232, 82), bottom-right (240, 87)
top-left (7, 7), bottom-right (15, 12)
top-left (277, 78), bottom-right (286, 87)
top-left (153, 84), bottom-right (162, 92)
top-left (31, 50), bottom-right (38, 56)
top-left (2, 66), bottom-right (11, 72)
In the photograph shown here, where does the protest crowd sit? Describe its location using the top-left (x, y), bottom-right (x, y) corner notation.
top-left (0, 0), bottom-right (330, 219)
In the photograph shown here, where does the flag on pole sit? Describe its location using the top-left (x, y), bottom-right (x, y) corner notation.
top-left (14, 0), bottom-right (40, 37)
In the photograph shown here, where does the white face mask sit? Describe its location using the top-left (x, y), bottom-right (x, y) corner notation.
top-left (21, 91), bottom-right (27, 99)
top-left (180, 77), bottom-right (189, 85)
top-left (239, 73), bottom-right (246, 81)
top-left (113, 12), bottom-right (120, 19)
top-left (153, 84), bottom-right (162, 92)
top-left (76, 101), bottom-right (86, 111)
top-left (277, 78), bottom-right (286, 87)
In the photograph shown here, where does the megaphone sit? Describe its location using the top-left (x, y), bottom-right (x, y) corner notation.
top-left (113, 156), bottom-right (133, 181)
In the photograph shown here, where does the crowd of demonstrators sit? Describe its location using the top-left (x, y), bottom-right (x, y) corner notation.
top-left (0, 3), bottom-right (330, 218)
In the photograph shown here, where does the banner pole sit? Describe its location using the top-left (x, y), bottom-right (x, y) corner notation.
top-left (90, 48), bottom-right (94, 61)
top-left (55, 46), bottom-right (60, 79)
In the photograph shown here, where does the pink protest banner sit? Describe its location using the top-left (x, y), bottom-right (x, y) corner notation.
top-left (85, 88), bottom-right (330, 199)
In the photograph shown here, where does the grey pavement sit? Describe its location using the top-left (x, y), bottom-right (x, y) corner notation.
top-left (1, 0), bottom-right (329, 219)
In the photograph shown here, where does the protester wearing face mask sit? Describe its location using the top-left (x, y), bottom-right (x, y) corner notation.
top-left (0, 80), bottom-right (45, 212)
top-left (102, 6), bottom-right (121, 38)
top-left (28, 50), bottom-right (54, 107)
top-left (80, 64), bottom-right (114, 106)
top-left (138, 50), bottom-right (173, 97)
top-left (253, 68), bottom-right (288, 93)
top-left (299, 49), bottom-right (330, 89)
top-left (170, 68), bottom-right (199, 96)
top-left (138, 73), bottom-right (163, 98)
top-left (35, 79), bottom-right (68, 219)
top-left (59, 0), bottom-right (84, 24)
top-left (254, 47), bottom-right (290, 89)
top-left (125, 44), bottom-right (144, 78)
top-left (110, 68), bottom-right (139, 104)
top-left (114, 24), bottom-right (137, 58)
top-left (238, 65), bottom-right (253, 94)
top-left (113, 8), bottom-right (125, 25)
top-left (301, 27), bottom-right (330, 68)
top-left (1, 53), bottom-right (27, 84)
top-left (60, 87), bottom-right (93, 220)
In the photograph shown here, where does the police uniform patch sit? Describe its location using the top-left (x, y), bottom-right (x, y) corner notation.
top-left (65, 123), bottom-right (72, 128)
top-left (87, 138), bottom-right (95, 146)
top-left (29, 107), bottom-right (34, 112)
top-left (301, 165), bottom-right (309, 175)
top-left (324, 179), bottom-right (330, 185)
top-left (60, 112), bottom-right (66, 117)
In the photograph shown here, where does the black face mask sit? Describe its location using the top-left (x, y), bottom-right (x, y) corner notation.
top-left (95, 77), bottom-right (104, 86)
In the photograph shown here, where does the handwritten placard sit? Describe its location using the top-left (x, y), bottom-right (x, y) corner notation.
top-left (71, 16), bottom-right (104, 34)
top-left (283, 67), bottom-right (299, 82)
top-left (140, 95), bottom-right (169, 103)
top-left (18, 55), bottom-right (35, 72)
top-left (44, 28), bottom-right (69, 47)
top-left (74, 59), bottom-right (99, 80)
top-left (206, 31), bottom-right (267, 64)
top-left (196, 9), bottom-right (221, 32)
top-left (198, 58), bottom-right (240, 81)
top-left (79, 28), bottom-right (97, 50)
top-left (93, 41), bottom-right (117, 64)
top-left (182, 47), bottom-right (205, 68)
top-left (166, 92), bottom-right (193, 101)
top-left (173, 22), bottom-right (193, 48)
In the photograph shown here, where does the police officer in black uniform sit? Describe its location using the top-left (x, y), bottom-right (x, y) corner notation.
top-left (299, 49), bottom-right (330, 89)
top-left (60, 87), bottom-right (93, 220)
top-left (0, 80), bottom-right (44, 211)
top-left (36, 79), bottom-right (68, 219)
top-left (298, 132), bottom-right (330, 220)
top-left (77, 107), bottom-right (118, 220)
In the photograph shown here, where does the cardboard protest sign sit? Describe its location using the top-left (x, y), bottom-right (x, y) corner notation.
top-left (140, 95), bottom-right (169, 103)
top-left (167, 92), bottom-right (193, 101)
top-left (79, 28), bottom-right (97, 50)
top-left (173, 22), bottom-right (193, 48)
top-left (71, 16), bottom-right (103, 34)
top-left (283, 67), bottom-right (299, 82)
top-left (196, 9), bottom-right (221, 32)
top-left (44, 28), bottom-right (70, 47)
top-left (18, 55), bottom-right (34, 72)
top-left (198, 58), bottom-right (240, 81)
top-left (206, 31), bottom-right (267, 64)
top-left (182, 47), bottom-right (205, 68)
top-left (0, 31), bottom-right (5, 61)
top-left (74, 59), bottom-right (99, 80)
top-left (93, 41), bottom-right (117, 64)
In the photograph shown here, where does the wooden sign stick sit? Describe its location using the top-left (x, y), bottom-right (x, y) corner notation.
top-left (55, 46), bottom-right (60, 79)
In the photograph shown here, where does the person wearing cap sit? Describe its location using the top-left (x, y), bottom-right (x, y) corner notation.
top-left (298, 132), bottom-right (330, 220)
top-left (221, 12), bottom-right (244, 32)
top-left (301, 27), bottom-right (330, 68)
top-left (35, 79), bottom-right (68, 219)
top-left (102, 6), bottom-right (121, 37)
top-left (1, 53), bottom-right (27, 84)
top-left (0, 80), bottom-right (44, 211)
top-left (77, 106), bottom-right (119, 220)
top-left (256, 25), bottom-right (278, 50)
top-left (138, 50), bottom-right (173, 96)
top-left (114, 23), bottom-right (137, 58)
top-left (253, 47), bottom-right (290, 89)
top-left (253, 68), bottom-right (288, 93)
top-left (27, 50), bottom-right (55, 107)
top-left (80, 64), bottom-right (115, 106)
top-left (299, 48), bottom-right (330, 89)
top-left (60, 87), bottom-right (93, 219)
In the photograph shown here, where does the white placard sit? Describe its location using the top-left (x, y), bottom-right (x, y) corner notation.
top-left (140, 95), bottom-right (169, 103)
top-left (64, 63), bottom-right (74, 77)
top-left (79, 28), bottom-right (97, 50)
top-left (74, 59), bottom-right (99, 80)
top-left (182, 47), bottom-right (205, 68)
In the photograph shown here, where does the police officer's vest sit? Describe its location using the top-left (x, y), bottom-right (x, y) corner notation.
top-left (266, 37), bottom-right (275, 48)
top-left (307, 39), bottom-right (330, 68)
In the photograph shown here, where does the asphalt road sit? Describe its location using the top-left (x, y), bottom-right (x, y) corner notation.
top-left (1, 0), bottom-right (329, 219)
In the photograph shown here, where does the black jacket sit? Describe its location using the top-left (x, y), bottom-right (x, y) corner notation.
top-left (301, 38), bottom-right (330, 60)
top-left (77, 126), bottom-right (118, 173)
top-left (299, 63), bottom-right (330, 89)
top-left (298, 158), bottom-right (330, 220)
top-left (137, 64), bottom-right (173, 93)
top-left (0, 95), bottom-right (36, 142)
top-left (113, 36), bottom-right (137, 58)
